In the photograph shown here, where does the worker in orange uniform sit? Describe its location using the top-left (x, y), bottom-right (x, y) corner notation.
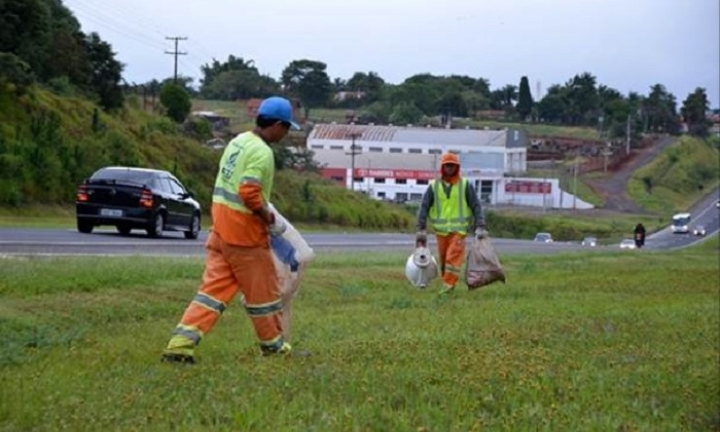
top-left (415, 152), bottom-right (487, 294)
top-left (161, 96), bottom-right (301, 364)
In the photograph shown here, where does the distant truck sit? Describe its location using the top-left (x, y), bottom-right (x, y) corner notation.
top-left (671, 212), bottom-right (691, 234)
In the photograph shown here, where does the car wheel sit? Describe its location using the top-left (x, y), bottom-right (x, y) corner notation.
top-left (77, 218), bottom-right (94, 234)
top-left (116, 224), bottom-right (132, 236)
top-left (184, 213), bottom-right (200, 240)
top-left (147, 213), bottom-right (164, 238)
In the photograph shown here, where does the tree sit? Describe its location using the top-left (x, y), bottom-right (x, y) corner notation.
top-left (643, 84), bottom-right (680, 134)
top-left (199, 55), bottom-right (279, 100)
top-left (537, 85), bottom-right (567, 123)
top-left (160, 83), bottom-right (191, 123)
top-left (84, 32), bottom-right (124, 111)
top-left (681, 88), bottom-right (711, 137)
top-left (563, 72), bottom-right (599, 125)
top-left (472, 78), bottom-right (491, 99)
top-left (389, 102), bottom-right (424, 125)
top-left (200, 56), bottom-right (255, 88)
top-left (488, 85), bottom-right (518, 114)
top-left (0, 0), bottom-right (52, 79)
top-left (0, 53), bottom-right (35, 95)
top-left (281, 59), bottom-right (332, 118)
top-left (346, 71), bottom-right (385, 102)
top-left (516, 76), bottom-right (533, 121)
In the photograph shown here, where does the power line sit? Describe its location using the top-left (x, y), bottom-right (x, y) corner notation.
top-left (165, 37), bottom-right (188, 84)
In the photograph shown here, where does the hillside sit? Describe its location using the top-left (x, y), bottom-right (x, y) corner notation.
top-left (0, 88), bottom-right (414, 230)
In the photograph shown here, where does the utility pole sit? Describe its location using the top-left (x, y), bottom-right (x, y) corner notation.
top-left (625, 114), bottom-right (631, 155)
top-left (165, 36), bottom-right (188, 84)
top-left (346, 132), bottom-right (362, 191)
top-left (573, 155), bottom-right (579, 210)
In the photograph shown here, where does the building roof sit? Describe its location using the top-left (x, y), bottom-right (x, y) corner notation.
top-left (308, 124), bottom-right (509, 147)
top-left (311, 149), bottom-right (439, 171)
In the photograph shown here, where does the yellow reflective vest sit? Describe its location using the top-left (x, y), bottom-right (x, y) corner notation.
top-left (428, 178), bottom-right (471, 235)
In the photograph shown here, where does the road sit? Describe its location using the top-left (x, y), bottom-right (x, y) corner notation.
top-left (0, 228), bottom-right (590, 257)
top-left (0, 193), bottom-right (716, 257)
top-left (643, 189), bottom-right (720, 250)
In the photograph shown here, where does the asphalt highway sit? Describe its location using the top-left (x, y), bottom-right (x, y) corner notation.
top-left (0, 193), bottom-right (716, 257)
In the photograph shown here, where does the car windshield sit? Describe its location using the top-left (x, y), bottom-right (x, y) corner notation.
top-left (584, 237), bottom-right (596, 242)
top-left (696, 225), bottom-right (704, 230)
top-left (621, 239), bottom-right (634, 245)
top-left (91, 168), bottom-right (155, 185)
top-left (535, 233), bottom-right (551, 240)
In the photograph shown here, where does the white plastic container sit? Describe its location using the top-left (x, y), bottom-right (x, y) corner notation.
top-left (405, 246), bottom-right (438, 288)
top-left (268, 203), bottom-right (315, 264)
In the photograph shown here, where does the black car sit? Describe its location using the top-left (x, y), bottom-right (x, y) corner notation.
top-left (76, 166), bottom-right (201, 239)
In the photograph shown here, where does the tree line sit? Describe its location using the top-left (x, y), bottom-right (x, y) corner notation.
top-left (158, 55), bottom-right (714, 140)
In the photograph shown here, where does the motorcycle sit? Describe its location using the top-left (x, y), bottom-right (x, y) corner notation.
top-left (634, 232), bottom-right (645, 248)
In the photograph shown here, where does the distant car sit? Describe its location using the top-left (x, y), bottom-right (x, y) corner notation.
top-left (581, 237), bottom-right (597, 247)
top-left (716, 200), bottom-right (719, 209)
top-left (693, 225), bottom-right (706, 236)
top-left (619, 239), bottom-right (637, 249)
top-left (534, 232), bottom-right (554, 243)
top-left (75, 166), bottom-right (201, 239)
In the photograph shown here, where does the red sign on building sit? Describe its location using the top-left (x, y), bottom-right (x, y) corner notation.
top-left (504, 180), bottom-right (551, 194)
top-left (353, 168), bottom-right (436, 180)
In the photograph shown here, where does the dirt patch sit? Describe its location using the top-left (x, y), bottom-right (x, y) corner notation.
top-left (585, 136), bottom-right (676, 214)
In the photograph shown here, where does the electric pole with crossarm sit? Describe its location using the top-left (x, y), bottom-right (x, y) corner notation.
top-left (165, 36), bottom-right (187, 84)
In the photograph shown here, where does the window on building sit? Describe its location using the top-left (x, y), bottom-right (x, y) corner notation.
top-left (310, 144), bottom-right (323, 149)
top-left (428, 149), bottom-right (442, 155)
top-left (330, 145), bottom-right (344, 150)
top-left (416, 179), bottom-right (429, 185)
top-left (395, 178), bottom-right (407, 184)
top-left (449, 149), bottom-right (460, 154)
top-left (331, 176), bottom-right (344, 182)
top-left (410, 193), bottom-right (423, 200)
top-left (408, 148), bottom-right (422, 154)
top-left (378, 192), bottom-right (386, 198)
top-left (480, 180), bottom-right (493, 204)
top-left (374, 178), bottom-right (386, 184)
top-left (396, 192), bottom-right (408, 203)
top-left (353, 177), bottom-right (364, 182)
top-left (369, 147), bottom-right (383, 152)
top-left (389, 148), bottom-right (403, 153)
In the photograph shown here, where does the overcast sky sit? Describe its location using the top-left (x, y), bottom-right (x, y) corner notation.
top-left (63, 0), bottom-right (719, 107)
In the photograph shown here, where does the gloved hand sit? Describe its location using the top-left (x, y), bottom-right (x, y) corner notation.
top-left (475, 227), bottom-right (489, 239)
top-left (415, 230), bottom-right (427, 246)
top-left (268, 214), bottom-right (287, 237)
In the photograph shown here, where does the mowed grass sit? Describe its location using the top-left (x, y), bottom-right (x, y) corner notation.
top-left (0, 239), bottom-right (718, 431)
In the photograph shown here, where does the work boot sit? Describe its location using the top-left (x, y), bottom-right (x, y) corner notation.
top-left (162, 335), bottom-right (196, 364)
top-left (261, 341), bottom-right (293, 356)
top-left (161, 347), bottom-right (196, 364)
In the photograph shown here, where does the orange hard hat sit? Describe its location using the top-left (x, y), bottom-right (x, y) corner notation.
top-left (440, 152), bottom-right (460, 166)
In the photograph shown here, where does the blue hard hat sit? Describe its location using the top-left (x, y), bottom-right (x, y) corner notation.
top-left (257, 96), bottom-right (301, 130)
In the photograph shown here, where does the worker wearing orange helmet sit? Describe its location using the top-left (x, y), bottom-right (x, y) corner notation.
top-left (161, 96), bottom-right (301, 364)
top-left (416, 152), bottom-right (487, 294)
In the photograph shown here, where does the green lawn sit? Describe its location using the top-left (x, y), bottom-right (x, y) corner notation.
top-left (1, 238), bottom-right (718, 431)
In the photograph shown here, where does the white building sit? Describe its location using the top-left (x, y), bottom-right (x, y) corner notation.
top-left (309, 124), bottom-right (593, 209)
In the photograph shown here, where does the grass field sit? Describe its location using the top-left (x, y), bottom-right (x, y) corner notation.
top-left (1, 237), bottom-right (718, 431)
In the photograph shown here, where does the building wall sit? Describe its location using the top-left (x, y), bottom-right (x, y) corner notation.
top-left (320, 168), bottom-right (593, 209)
top-left (308, 124), bottom-right (593, 208)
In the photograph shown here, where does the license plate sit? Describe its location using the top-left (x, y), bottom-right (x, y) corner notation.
top-left (100, 208), bottom-right (123, 217)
